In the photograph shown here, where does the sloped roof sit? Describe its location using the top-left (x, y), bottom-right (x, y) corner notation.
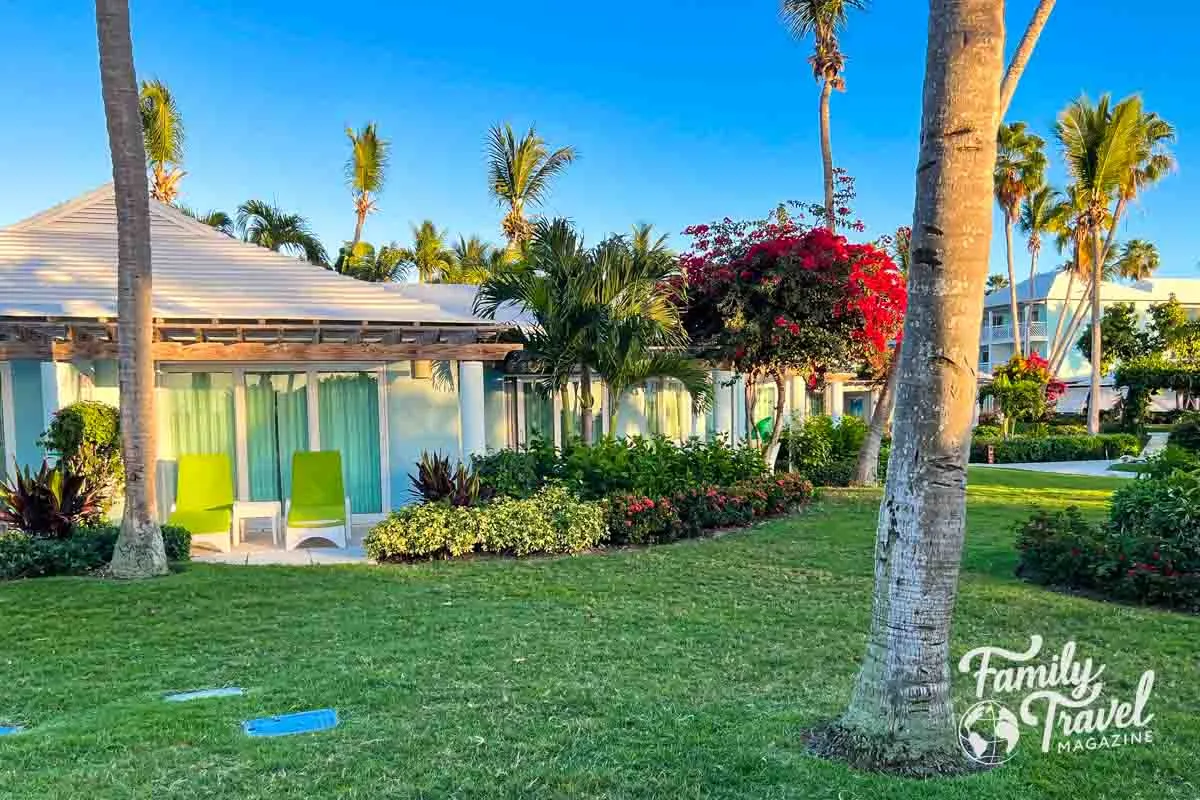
top-left (983, 270), bottom-right (1159, 308)
top-left (0, 185), bottom-right (514, 327)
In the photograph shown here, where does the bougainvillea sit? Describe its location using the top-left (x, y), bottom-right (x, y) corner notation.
top-left (982, 352), bottom-right (1064, 437)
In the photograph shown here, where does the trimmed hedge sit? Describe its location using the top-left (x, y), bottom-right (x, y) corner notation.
top-left (969, 433), bottom-right (1141, 464)
top-left (364, 487), bottom-right (606, 562)
top-left (0, 524), bottom-right (191, 580)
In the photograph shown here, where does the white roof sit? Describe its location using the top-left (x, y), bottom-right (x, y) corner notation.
top-left (983, 270), bottom-right (1160, 308)
top-left (0, 185), bottom-right (514, 327)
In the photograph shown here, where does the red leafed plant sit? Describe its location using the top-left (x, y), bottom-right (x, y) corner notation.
top-left (0, 460), bottom-right (103, 539)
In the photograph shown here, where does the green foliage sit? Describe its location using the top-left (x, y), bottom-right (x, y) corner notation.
top-left (1076, 302), bottom-right (1151, 373)
top-left (1140, 444), bottom-right (1200, 479)
top-left (473, 437), bottom-right (766, 502)
top-left (970, 434), bottom-right (1141, 463)
top-left (1168, 414), bottom-right (1200, 453)
top-left (39, 401), bottom-right (123, 515)
top-left (776, 415), bottom-right (872, 485)
top-left (972, 424), bottom-right (1003, 438)
top-left (1017, 472), bottom-right (1200, 610)
top-left (0, 461), bottom-right (104, 539)
top-left (0, 524), bottom-right (190, 581)
top-left (364, 487), bottom-right (605, 562)
top-left (410, 452), bottom-right (493, 507)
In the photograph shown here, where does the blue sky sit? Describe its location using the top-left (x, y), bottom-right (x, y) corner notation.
top-left (0, 1), bottom-right (1194, 277)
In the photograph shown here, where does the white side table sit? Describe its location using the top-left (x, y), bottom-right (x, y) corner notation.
top-left (232, 501), bottom-right (282, 548)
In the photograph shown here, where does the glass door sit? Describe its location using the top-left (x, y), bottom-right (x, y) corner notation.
top-left (157, 371), bottom-right (238, 518)
top-left (245, 372), bottom-right (310, 503)
top-left (317, 372), bottom-right (382, 514)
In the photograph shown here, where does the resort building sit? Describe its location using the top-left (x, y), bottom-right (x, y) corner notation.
top-left (0, 187), bottom-right (875, 544)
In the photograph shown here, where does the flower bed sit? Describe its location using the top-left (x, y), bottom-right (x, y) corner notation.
top-left (1015, 472), bottom-right (1200, 611)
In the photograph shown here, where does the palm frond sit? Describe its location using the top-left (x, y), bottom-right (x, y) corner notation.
top-left (345, 122), bottom-right (389, 195)
top-left (486, 123), bottom-right (577, 243)
top-left (139, 78), bottom-right (184, 166)
top-left (235, 199), bottom-right (328, 266)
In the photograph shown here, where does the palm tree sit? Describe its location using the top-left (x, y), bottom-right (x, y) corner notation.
top-left (346, 122), bottom-right (389, 250)
top-left (176, 205), bottom-right (233, 235)
top-left (985, 273), bottom-right (1008, 292)
top-left (781, 0), bottom-right (868, 228)
top-left (235, 199), bottom-right (328, 265)
top-left (1117, 239), bottom-right (1159, 282)
top-left (438, 235), bottom-right (509, 285)
top-left (332, 241), bottom-right (408, 282)
top-left (994, 121), bottom-right (1047, 355)
top-left (1016, 184), bottom-right (1062, 348)
top-left (139, 78), bottom-right (185, 203)
top-left (96, 0), bottom-right (168, 578)
top-left (475, 219), bottom-right (707, 444)
top-left (396, 220), bottom-right (455, 282)
top-left (486, 123), bottom-right (576, 246)
top-left (1056, 94), bottom-right (1145, 433)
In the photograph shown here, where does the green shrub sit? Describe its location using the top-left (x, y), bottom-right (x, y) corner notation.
top-left (364, 487), bottom-right (605, 562)
top-left (969, 434), bottom-right (1141, 463)
top-left (471, 447), bottom-right (545, 499)
top-left (1167, 415), bottom-right (1200, 453)
top-left (1140, 444), bottom-right (1200, 479)
top-left (805, 457), bottom-right (858, 487)
top-left (1015, 473), bottom-right (1200, 611)
top-left (0, 524), bottom-right (190, 580)
top-left (39, 401), bottom-right (123, 516)
top-left (972, 424), bottom-right (1003, 438)
top-left (779, 415), bottom-right (867, 474)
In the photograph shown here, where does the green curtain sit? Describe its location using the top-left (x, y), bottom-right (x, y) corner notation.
top-left (661, 380), bottom-right (690, 441)
top-left (245, 373), bottom-right (309, 502)
top-left (523, 384), bottom-right (553, 443)
top-left (318, 373), bottom-right (381, 514)
top-left (157, 372), bottom-right (237, 518)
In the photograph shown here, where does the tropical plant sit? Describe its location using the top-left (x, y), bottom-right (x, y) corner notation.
top-left (176, 205), bottom-right (233, 235)
top-left (1017, 184), bottom-right (1063, 348)
top-left (97, 0), bottom-right (169, 578)
top-left (396, 220), bottom-right (455, 282)
top-left (409, 451), bottom-right (493, 507)
top-left (138, 78), bottom-right (185, 203)
top-left (346, 122), bottom-right (389, 250)
top-left (332, 241), bottom-right (407, 282)
top-left (1056, 94), bottom-right (1149, 432)
top-left (780, 0), bottom-right (868, 228)
top-left (812, 0), bottom-right (1055, 772)
top-left (486, 123), bottom-right (576, 246)
top-left (1117, 239), bottom-right (1160, 282)
top-left (985, 273), bottom-right (1009, 292)
top-left (439, 235), bottom-right (509, 285)
top-left (994, 121), bottom-right (1047, 355)
top-left (39, 401), bottom-right (123, 516)
top-left (235, 199), bottom-right (328, 265)
top-left (475, 219), bottom-right (705, 444)
top-left (0, 461), bottom-right (103, 539)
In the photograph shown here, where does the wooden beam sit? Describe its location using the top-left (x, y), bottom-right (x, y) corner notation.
top-left (0, 341), bottom-right (51, 359)
top-left (49, 341), bottom-right (522, 362)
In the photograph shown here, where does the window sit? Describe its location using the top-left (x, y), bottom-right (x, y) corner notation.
top-left (158, 371), bottom-right (238, 517)
top-left (659, 379), bottom-right (693, 441)
top-left (979, 345), bottom-right (990, 365)
top-left (318, 372), bottom-right (382, 514)
top-left (244, 372), bottom-right (310, 504)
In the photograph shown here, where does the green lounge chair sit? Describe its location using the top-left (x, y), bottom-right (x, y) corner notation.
top-left (285, 451), bottom-right (351, 550)
top-left (168, 454), bottom-right (234, 553)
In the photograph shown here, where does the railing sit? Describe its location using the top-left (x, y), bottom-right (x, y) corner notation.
top-left (978, 361), bottom-right (992, 374)
top-left (981, 320), bottom-right (1048, 342)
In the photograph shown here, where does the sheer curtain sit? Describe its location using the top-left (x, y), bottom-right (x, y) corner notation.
top-left (157, 372), bottom-right (237, 517)
top-left (523, 383), bottom-right (553, 444)
top-left (318, 372), bottom-right (382, 514)
top-left (245, 373), bottom-right (309, 503)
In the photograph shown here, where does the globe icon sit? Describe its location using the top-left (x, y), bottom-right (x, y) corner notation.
top-left (958, 700), bottom-right (1021, 765)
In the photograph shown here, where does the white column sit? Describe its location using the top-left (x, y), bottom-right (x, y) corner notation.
top-left (830, 380), bottom-right (845, 420)
top-left (458, 361), bottom-right (487, 459)
top-left (39, 362), bottom-right (62, 433)
top-left (731, 374), bottom-right (747, 444)
top-left (793, 376), bottom-right (808, 421)
top-left (712, 369), bottom-right (734, 442)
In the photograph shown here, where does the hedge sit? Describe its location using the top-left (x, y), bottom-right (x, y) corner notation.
top-left (969, 433), bottom-right (1141, 464)
top-left (0, 524), bottom-right (191, 580)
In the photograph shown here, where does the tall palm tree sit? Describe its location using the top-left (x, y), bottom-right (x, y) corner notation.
top-left (1016, 184), bottom-right (1063, 349)
top-left (397, 220), bottom-right (455, 282)
top-left (780, 0), bottom-right (868, 228)
top-left (1056, 94), bottom-right (1145, 433)
top-left (176, 205), bottom-right (233, 235)
top-left (439, 235), bottom-right (509, 285)
top-left (235, 199), bottom-right (328, 265)
top-left (475, 219), bottom-right (707, 444)
top-left (346, 122), bottom-right (389, 250)
top-left (139, 78), bottom-right (185, 203)
top-left (1117, 239), bottom-right (1159, 282)
top-left (985, 273), bottom-right (1009, 292)
top-left (96, 0), bottom-right (168, 578)
top-left (994, 121), bottom-right (1047, 355)
top-left (486, 123), bottom-right (576, 246)
top-left (332, 241), bottom-right (407, 282)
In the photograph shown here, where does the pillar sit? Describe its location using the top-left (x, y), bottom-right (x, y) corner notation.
top-left (731, 374), bottom-right (747, 444)
top-left (828, 380), bottom-right (845, 420)
top-left (712, 369), bottom-right (734, 443)
top-left (793, 376), bottom-right (808, 421)
top-left (458, 361), bottom-right (487, 459)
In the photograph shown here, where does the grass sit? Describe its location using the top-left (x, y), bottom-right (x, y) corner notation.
top-left (0, 468), bottom-right (1196, 798)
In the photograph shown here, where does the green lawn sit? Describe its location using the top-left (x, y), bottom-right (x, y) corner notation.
top-left (0, 468), bottom-right (1196, 799)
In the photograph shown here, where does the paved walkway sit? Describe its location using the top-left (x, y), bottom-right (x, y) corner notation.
top-left (974, 460), bottom-right (1133, 478)
top-left (1142, 431), bottom-right (1169, 458)
top-left (194, 546), bottom-right (370, 566)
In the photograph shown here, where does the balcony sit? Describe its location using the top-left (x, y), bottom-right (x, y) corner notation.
top-left (982, 321), bottom-right (1047, 342)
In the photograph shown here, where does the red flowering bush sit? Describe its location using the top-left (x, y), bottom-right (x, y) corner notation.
top-left (982, 352), bottom-right (1064, 436)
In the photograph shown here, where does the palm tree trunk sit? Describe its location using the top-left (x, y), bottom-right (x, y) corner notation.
top-left (1004, 217), bottom-right (1022, 356)
top-left (350, 208), bottom-right (366, 251)
top-left (853, 356), bottom-right (899, 486)
top-left (819, 78), bottom-right (836, 229)
top-left (998, 0), bottom-right (1057, 117)
top-left (1088, 229), bottom-right (1104, 434)
top-left (1023, 246), bottom-right (1040, 353)
top-left (1047, 265), bottom-right (1075, 365)
top-left (95, 0), bottom-right (168, 579)
top-left (1050, 278), bottom-right (1093, 376)
top-left (579, 366), bottom-right (594, 445)
top-left (815, 0), bottom-right (1005, 771)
